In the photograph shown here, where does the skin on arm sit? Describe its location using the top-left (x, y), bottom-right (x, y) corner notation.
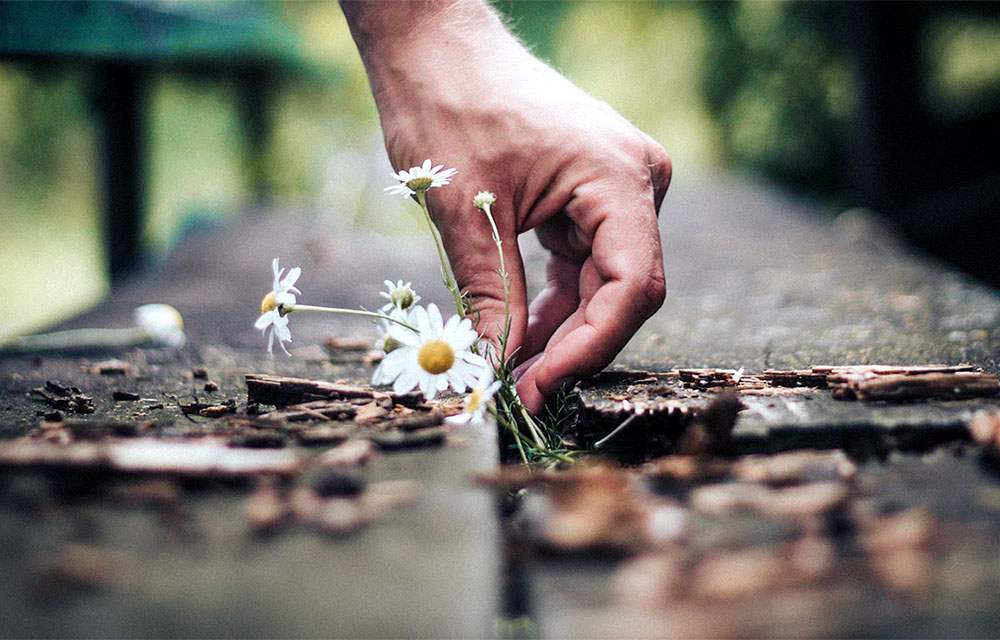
top-left (342, 0), bottom-right (671, 412)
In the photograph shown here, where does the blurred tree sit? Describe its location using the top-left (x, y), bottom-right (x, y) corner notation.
top-left (699, 1), bottom-right (852, 198)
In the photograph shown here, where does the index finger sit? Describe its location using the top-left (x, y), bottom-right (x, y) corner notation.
top-left (516, 179), bottom-right (666, 412)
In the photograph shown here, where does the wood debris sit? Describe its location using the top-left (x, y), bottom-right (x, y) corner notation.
top-left (112, 390), bottom-right (140, 401)
top-left (83, 359), bottom-right (135, 376)
top-left (258, 400), bottom-right (357, 422)
top-left (31, 380), bottom-right (95, 414)
top-left (479, 465), bottom-right (686, 553)
top-left (246, 373), bottom-right (420, 407)
top-left (0, 438), bottom-right (301, 478)
top-left (831, 371), bottom-right (1000, 401)
top-left (676, 394), bottom-right (742, 455)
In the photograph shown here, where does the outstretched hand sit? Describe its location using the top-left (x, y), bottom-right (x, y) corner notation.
top-left (344, 0), bottom-right (670, 412)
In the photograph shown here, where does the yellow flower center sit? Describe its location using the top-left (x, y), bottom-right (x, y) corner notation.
top-left (417, 340), bottom-right (455, 375)
top-left (465, 388), bottom-right (483, 413)
top-left (406, 176), bottom-right (433, 192)
top-left (260, 291), bottom-right (277, 314)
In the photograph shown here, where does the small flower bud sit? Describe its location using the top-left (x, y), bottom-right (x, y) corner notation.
top-left (473, 191), bottom-right (496, 211)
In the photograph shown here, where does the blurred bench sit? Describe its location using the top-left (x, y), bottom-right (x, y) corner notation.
top-left (0, 0), bottom-right (312, 282)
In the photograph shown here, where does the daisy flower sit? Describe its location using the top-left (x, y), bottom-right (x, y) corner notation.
top-left (255, 258), bottom-right (302, 355)
top-left (379, 279), bottom-right (421, 314)
top-left (446, 368), bottom-right (502, 426)
top-left (372, 303), bottom-right (487, 400)
top-left (385, 159), bottom-right (457, 197)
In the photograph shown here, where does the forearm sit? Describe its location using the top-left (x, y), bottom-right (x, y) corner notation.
top-left (343, 2), bottom-right (506, 93)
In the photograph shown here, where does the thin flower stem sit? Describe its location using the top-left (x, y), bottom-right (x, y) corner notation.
top-left (416, 191), bottom-right (466, 317)
top-left (481, 202), bottom-right (511, 360)
top-left (496, 398), bottom-right (529, 465)
top-left (519, 405), bottom-right (547, 450)
top-left (289, 305), bottom-right (416, 331)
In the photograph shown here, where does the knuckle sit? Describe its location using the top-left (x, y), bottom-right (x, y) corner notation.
top-left (630, 271), bottom-right (667, 316)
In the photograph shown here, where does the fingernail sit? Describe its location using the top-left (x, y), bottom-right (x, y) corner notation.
top-left (543, 376), bottom-right (577, 396)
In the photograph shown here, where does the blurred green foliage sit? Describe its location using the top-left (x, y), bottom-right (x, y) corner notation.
top-left (2, 1), bottom-right (999, 337)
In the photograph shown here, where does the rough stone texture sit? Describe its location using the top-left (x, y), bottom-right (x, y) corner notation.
top-left (2, 174), bottom-right (1000, 637)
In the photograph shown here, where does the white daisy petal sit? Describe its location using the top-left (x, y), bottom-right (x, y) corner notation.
top-left (460, 352), bottom-right (489, 368)
top-left (445, 413), bottom-right (472, 426)
top-left (280, 267), bottom-right (301, 290)
top-left (427, 304), bottom-right (443, 334)
top-left (255, 312), bottom-right (274, 330)
top-left (394, 366), bottom-right (420, 395)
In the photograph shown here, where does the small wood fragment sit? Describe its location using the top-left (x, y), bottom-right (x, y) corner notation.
top-left (84, 359), bottom-right (135, 375)
top-left (832, 372), bottom-right (999, 401)
top-left (259, 400), bottom-right (357, 422)
top-left (112, 390), bottom-right (140, 401)
top-left (246, 373), bottom-right (421, 407)
top-left (32, 381), bottom-right (95, 414)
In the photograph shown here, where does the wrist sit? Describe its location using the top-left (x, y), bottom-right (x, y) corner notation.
top-left (342, 1), bottom-right (518, 109)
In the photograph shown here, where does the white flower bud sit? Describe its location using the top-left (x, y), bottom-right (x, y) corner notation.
top-left (473, 191), bottom-right (496, 210)
top-left (134, 304), bottom-right (186, 348)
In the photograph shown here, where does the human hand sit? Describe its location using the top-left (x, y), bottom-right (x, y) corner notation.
top-left (344, 0), bottom-right (670, 412)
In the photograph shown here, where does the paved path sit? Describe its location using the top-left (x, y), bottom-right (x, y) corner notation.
top-left (2, 173), bottom-right (999, 637)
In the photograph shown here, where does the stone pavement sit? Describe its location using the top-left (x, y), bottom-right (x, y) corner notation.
top-left (2, 173), bottom-right (1000, 637)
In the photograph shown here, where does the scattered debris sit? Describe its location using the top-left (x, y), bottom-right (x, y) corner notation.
top-left (479, 465), bottom-right (686, 553)
top-left (354, 401), bottom-right (388, 423)
top-left (246, 373), bottom-right (420, 407)
top-left (377, 409), bottom-right (445, 432)
top-left (677, 394), bottom-right (743, 455)
top-left (0, 438), bottom-right (301, 478)
top-left (832, 372), bottom-right (999, 401)
top-left (258, 400), bottom-right (357, 422)
top-left (179, 398), bottom-right (238, 418)
top-left (31, 381), bottom-right (95, 414)
top-left (84, 359), bottom-right (136, 376)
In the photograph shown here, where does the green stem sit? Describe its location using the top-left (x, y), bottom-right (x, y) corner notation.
top-left (0, 327), bottom-right (148, 353)
top-left (416, 191), bottom-right (466, 317)
top-left (496, 397), bottom-right (530, 466)
top-left (481, 202), bottom-right (511, 360)
top-left (289, 305), bottom-right (416, 331)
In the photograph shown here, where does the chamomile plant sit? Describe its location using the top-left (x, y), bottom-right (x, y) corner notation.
top-left (254, 159), bottom-right (577, 466)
